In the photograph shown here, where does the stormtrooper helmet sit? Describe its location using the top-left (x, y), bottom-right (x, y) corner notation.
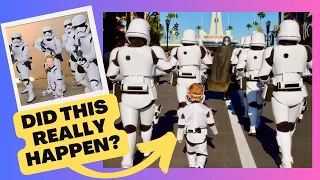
top-left (125, 18), bottom-right (151, 46)
top-left (243, 36), bottom-right (252, 48)
top-left (240, 37), bottom-right (246, 48)
top-left (11, 32), bottom-right (24, 47)
top-left (250, 32), bottom-right (266, 47)
top-left (277, 20), bottom-right (301, 43)
top-left (223, 36), bottom-right (231, 46)
top-left (64, 19), bottom-right (73, 34)
top-left (72, 15), bottom-right (91, 39)
top-left (43, 26), bottom-right (54, 41)
top-left (181, 29), bottom-right (198, 45)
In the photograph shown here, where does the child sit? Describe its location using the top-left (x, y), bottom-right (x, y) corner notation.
top-left (44, 55), bottom-right (64, 99)
top-left (176, 83), bottom-right (218, 168)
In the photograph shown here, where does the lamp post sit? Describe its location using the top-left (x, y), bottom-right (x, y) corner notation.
top-left (166, 18), bottom-right (170, 51)
top-left (266, 20), bottom-right (271, 47)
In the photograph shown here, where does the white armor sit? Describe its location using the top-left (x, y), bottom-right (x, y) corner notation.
top-left (169, 47), bottom-right (179, 85)
top-left (176, 102), bottom-right (218, 168)
top-left (171, 29), bottom-right (206, 110)
top-left (62, 19), bottom-right (78, 79)
top-left (106, 18), bottom-right (173, 168)
top-left (198, 38), bottom-right (212, 86)
top-left (10, 32), bottom-right (35, 103)
top-left (34, 26), bottom-right (66, 95)
top-left (236, 35), bottom-right (251, 118)
top-left (46, 66), bottom-right (64, 98)
top-left (237, 32), bottom-right (265, 135)
top-left (258, 20), bottom-right (312, 168)
top-left (230, 37), bottom-right (245, 105)
top-left (71, 15), bottom-right (102, 92)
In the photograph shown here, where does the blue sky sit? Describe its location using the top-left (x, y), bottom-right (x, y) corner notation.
top-left (159, 12), bottom-right (284, 41)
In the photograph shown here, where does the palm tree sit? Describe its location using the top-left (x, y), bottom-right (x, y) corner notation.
top-left (257, 25), bottom-right (263, 33)
top-left (227, 26), bottom-right (233, 31)
top-left (257, 12), bottom-right (266, 25)
top-left (166, 13), bottom-right (178, 20)
top-left (246, 23), bottom-right (252, 34)
top-left (196, 25), bottom-right (201, 34)
top-left (253, 21), bottom-right (259, 26)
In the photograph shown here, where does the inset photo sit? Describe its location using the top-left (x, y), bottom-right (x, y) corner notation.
top-left (1, 6), bottom-right (108, 111)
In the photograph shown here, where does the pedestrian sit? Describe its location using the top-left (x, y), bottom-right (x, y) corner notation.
top-left (176, 83), bottom-right (218, 168)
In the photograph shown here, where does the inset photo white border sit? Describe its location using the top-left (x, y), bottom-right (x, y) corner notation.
top-left (1, 6), bottom-right (109, 112)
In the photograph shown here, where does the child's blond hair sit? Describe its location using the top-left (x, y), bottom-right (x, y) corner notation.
top-left (187, 83), bottom-right (205, 102)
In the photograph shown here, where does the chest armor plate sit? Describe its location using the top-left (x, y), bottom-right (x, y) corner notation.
top-left (78, 35), bottom-right (94, 54)
top-left (246, 50), bottom-right (264, 71)
top-left (118, 46), bottom-right (154, 76)
top-left (12, 45), bottom-right (24, 58)
top-left (177, 46), bottom-right (202, 66)
top-left (43, 38), bottom-right (57, 50)
top-left (273, 45), bottom-right (307, 74)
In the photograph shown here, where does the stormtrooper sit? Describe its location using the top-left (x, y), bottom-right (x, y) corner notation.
top-left (230, 36), bottom-right (246, 105)
top-left (45, 55), bottom-right (64, 99)
top-left (236, 35), bottom-right (251, 118)
top-left (62, 19), bottom-right (78, 79)
top-left (10, 32), bottom-right (35, 103)
top-left (198, 38), bottom-right (213, 87)
top-left (34, 26), bottom-right (66, 96)
top-left (258, 20), bottom-right (312, 168)
top-left (176, 83), bottom-right (218, 168)
top-left (170, 29), bottom-right (210, 114)
top-left (237, 32), bottom-right (266, 135)
top-left (106, 18), bottom-right (173, 168)
top-left (230, 37), bottom-right (246, 72)
top-left (66, 15), bottom-right (102, 92)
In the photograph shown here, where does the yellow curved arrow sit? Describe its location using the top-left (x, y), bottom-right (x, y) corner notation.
top-left (70, 132), bottom-right (177, 179)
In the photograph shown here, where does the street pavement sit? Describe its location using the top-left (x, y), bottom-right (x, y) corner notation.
top-left (103, 75), bottom-right (312, 168)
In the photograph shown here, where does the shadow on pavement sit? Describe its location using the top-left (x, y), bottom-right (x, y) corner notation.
top-left (228, 90), bottom-right (281, 167)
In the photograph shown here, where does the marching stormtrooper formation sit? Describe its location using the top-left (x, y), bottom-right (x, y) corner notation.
top-left (9, 14), bottom-right (102, 103)
top-left (106, 18), bottom-right (311, 169)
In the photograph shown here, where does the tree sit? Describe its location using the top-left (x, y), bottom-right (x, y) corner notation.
top-left (253, 21), bottom-right (259, 26)
top-left (257, 25), bottom-right (263, 33)
top-left (196, 25), bottom-right (201, 34)
top-left (227, 26), bottom-right (233, 31)
top-left (257, 12), bottom-right (266, 25)
top-left (246, 23), bottom-right (252, 34)
top-left (284, 12), bottom-right (291, 19)
top-left (166, 13), bottom-right (178, 20)
top-left (146, 12), bottom-right (162, 45)
top-left (164, 13), bottom-right (179, 40)
top-left (103, 12), bottom-right (126, 53)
